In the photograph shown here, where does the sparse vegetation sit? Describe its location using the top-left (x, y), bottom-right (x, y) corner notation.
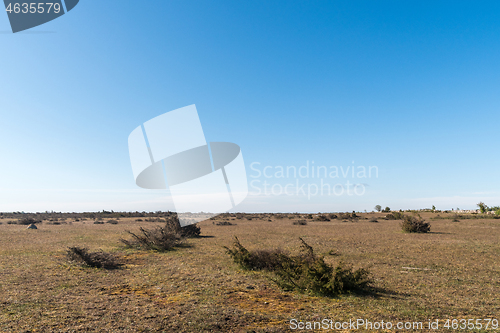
top-left (292, 220), bottom-right (307, 225)
top-left (369, 217), bottom-right (378, 223)
top-left (67, 246), bottom-right (122, 269)
top-left (2, 210), bottom-right (500, 331)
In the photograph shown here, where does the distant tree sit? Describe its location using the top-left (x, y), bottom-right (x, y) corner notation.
top-left (375, 205), bottom-right (382, 212)
top-left (432, 205), bottom-right (436, 211)
top-left (477, 202), bottom-right (488, 214)
top-left (384, 207), bottom-right (391, 213)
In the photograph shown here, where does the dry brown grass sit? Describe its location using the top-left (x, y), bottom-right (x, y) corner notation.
top-left (0, 212), bottom-right (499, 332)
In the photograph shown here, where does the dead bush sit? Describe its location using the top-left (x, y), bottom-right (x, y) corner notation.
top-left (106, 219), bottom-right (119, 224)
top-left (293, 220), bottom-right (307, 225)
top-left (67, 247), bottom-right (121, 269)
top-left (315, 215), bottom-right (330, 221)
top-left (120, 215), bottom-right (198, 251)
top-left (120, 224), bottom-right (183, 252)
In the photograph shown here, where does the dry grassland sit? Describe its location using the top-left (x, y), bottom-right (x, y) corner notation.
top-left (0, 212), bottom-right (499, 332)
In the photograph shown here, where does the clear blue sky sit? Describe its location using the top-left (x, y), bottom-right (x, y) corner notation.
top-left (1, 1), bottom-right (499, 212)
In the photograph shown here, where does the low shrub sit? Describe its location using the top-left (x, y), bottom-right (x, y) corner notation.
top-left (385, 211), bottom-right (404, 220)
top-left (315, 215), bottom-right (330, 221)
top-left (94, 221), bottom-right (104, 225)
top-left (337, 212), bottom-right (357, 220)
top-left (16, 217), bottom-right (42, 225)
top-left (401, 214), bottom-right (431, 233)
top-left (179, 223), bottom-right (201, 238)
top-left (293, 220), bottom-right (307, 225)
top-left (369, 217), bottom-right (378, 223)
top-left (224, 237), bottom-right (286, 271)
top-left (225, 237), bottom-right (371, 297)
top-left (337, 213), bottom-right (349, 219)
top-left (67, 247), bottom-right (121, 269)
top-left (216, 221), bottom-right (235, 226)
top-left (394, 211), bottom-right (405, 219)
top-left (106, 219), bottom-right (119, 224)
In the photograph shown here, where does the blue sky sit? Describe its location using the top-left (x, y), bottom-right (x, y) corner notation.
top-left (1, 1), bottom-right (499, 212)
